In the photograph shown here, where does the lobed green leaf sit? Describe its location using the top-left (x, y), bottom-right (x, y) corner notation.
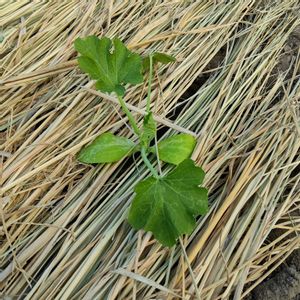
top-left (128, 159), bottom-right (208, 247)
top-left (74, 36), bottom-right (143, 96)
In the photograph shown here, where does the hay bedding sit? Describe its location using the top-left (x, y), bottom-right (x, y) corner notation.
top-left (0, 1), bottom-right (299, 299)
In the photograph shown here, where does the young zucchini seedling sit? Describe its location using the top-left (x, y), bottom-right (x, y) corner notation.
top-left (74, 36), bottom-right (208, 247)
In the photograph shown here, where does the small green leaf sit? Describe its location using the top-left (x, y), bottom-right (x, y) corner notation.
top-left (78, 132), bottom-right (135, 163)
top-left (150, 134), bottom-right (196, 165)
top-left (74, 36), bottom-right (143, 96)
top-left (141, 112), bottom-right (156, 148)
top-left (143, 52), bottom-right (176, 71)
top-left (128, 159), bottom-right (208, 247)
top-left (153, 52), bottom-right (176, 64)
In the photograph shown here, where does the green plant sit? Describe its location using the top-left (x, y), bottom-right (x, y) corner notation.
top-left (74, 36), bottom-right (208, 247)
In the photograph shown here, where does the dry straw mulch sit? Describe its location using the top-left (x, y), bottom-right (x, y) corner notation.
top-left (1, 1), bottom-right (300, 299)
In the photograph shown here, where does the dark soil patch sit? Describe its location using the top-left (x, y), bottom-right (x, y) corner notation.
top-left (245, 228), bottom-right (300, 300)
top-left (252, 249), bottom-right (300, 300)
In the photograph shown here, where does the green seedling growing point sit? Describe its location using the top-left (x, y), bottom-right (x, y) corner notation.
top-left (74, 35), bottom-right (208, 247)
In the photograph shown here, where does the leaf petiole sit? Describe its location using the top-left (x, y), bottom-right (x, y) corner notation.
top-left (117, 95), bottom-right (141, 136)
top-left (146, 54), bottom-right (153, 114)
top-left (141, 147), bottom-right (159, 179)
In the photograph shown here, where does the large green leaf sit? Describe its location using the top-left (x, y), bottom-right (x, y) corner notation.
top-left (78, 132), bottom-right (135, 163)
top-left (74, 36), bottom-right (143, 96)
top-left (128, 159), bottom-right (208, 247)
top-left (150, 134), bottom-right (196, 165)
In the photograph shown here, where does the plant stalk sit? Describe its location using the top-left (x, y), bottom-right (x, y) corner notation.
top-left (141, 147), bottom-right (159, 179)
top-left (117, 95), bottom-right (141, 136)
top-left (146, 55), bottom-right (153, 114)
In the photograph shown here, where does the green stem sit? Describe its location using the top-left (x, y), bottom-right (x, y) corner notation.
top-left (117, 95), bottom-right (141, 136)
top-left (154, 134), bottom-right (162, 176)
top-left (146, 54), bottom-right (153, 114)
top-left (141, 147), bottom-right (159, 179)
